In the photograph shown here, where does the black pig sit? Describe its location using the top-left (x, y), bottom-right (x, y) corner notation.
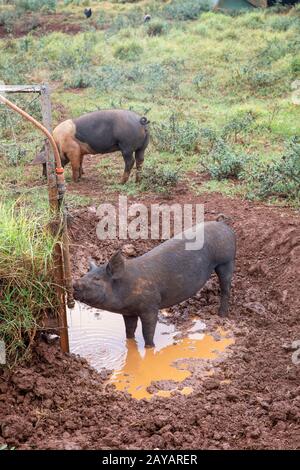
top-left (73, 220), bottom-right (236, 347)
top-left (31, 110), bottom-right (150, 184)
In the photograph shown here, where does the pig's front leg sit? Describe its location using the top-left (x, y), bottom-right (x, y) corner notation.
top-left (123, 315), bottom-right (138, 339)
top-left (139, 310), bottom-right (158, 348)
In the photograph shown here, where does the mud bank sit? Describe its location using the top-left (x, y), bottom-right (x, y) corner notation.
top-left (0, 190), bottom-right (299, 450)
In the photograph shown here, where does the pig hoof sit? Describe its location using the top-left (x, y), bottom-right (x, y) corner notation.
top-left (145, 343), bottom-right (155, 349)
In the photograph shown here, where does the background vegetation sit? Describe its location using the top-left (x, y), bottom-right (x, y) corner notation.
top-left (0, 0), bottom-right (299, 204)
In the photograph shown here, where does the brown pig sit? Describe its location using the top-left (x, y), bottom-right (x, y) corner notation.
top-left (31, 109), bottom-right (150, 183)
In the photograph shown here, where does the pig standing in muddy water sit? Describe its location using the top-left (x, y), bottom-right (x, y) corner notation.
top-left (73, 220), bottom-right (236, 348)
top-left (32, 110), bottom-right (150, 183)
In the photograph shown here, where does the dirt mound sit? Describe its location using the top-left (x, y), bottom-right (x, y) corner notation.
top-left (1, 190), bottom-right (299, 449)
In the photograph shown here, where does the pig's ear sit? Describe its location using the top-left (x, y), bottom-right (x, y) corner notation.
top-left (106, 251), bottom-right (124, 279)
top-left (89, 260), bottom-right (98, 272)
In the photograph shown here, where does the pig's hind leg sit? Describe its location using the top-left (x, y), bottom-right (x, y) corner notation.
top-left (120, 148), bottom-right (135, 184)
top-left (140, 310), bottom-right (158, 348)
top-left (123, 315), bottom-right (138, 339)
top-left (135, 133), bottom-right (149, 183)
top-left (135, 148), bottom-right (145, 183)
top-left (215, 260), bottom-right (234, 317)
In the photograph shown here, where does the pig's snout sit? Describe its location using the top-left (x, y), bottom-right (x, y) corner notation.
top-left (73, 280), bottom-right (83, 300)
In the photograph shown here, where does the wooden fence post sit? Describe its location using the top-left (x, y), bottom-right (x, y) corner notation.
top-left (40, 84), bottom-right (70, 353)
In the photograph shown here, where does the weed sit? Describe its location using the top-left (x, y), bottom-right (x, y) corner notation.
top-left (114, 42), bottom-right (143, 61)
top-left (291, 55), bottom-right (300, 74)
top-left (16, 0), bottom-right (57, 13)
top-left (64, 68), bottom-right (93, 89)
top-left (146, 20), bottom-right (169, 37)
top-left (152, 114), bottom-right (199, 154)
top-left (162, 0), bottom-right (210, 21)
top-left (246, 137), bottom-right (300, 201)
top-left (142, 163), bottom-right (180, 194)
top-left (193, 72), bottom-right (209, 90)
top-left (221, 111), bottom-right (256, 143)
top-left (200, 138), bottom-right (248, 180)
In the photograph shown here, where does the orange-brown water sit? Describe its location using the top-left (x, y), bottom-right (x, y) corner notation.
top-left (68, 302), bottom-right (234, 400)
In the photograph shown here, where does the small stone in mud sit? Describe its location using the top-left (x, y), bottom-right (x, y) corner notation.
top-left (203, 378), bottom-right (219, 390)
top-left (122, 244), bottom-right (137, 257)
top-left (249, 429), bottom-right (261, 439)
top-left (64, 420), bottom-right (78, 430)
top-left (11, 371), bottom-right (35, 392)
top-left (248, 263), bottom-right (266, 276)
top-left (244, 302), bottom-right (266, 315)
top-left (88, 206), bottom-right (97, 215)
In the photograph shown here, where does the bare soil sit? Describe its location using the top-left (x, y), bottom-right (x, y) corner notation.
top-left (0, 13), bottom-right (87, 39)
top-left (0, 162), bottom-right (299, 450)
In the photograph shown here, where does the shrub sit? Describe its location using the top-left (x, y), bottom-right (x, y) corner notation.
top-left (64, 69), bottom-right (93, 89)
top-left (291, 55), bottom-right (300, 74)
top-left (266, 14), bottom-right (298, 32)
top-left (146, 20), bottom-right (169, 37)
top-left (16, 0), bottom-right (57, 13)
top-left (239, 14), bottom-right (265, 30)
top-left (192, 71), bottom-right (209, 90)
top-left (3, 145), bottom-right (27, 167)
top-left (200, 138), bottom-right (247, 180)
top-left (142, 164), bottom-right (180, 194)
top-left (162, 0), bottom-right (210, 21)
top-left (221, 111), bottom-right (256, 143)
top-left (108, 9), bottom-right (143, 35)
top-left (199, 126), bottom-right (218, 152)
top-left (96, 11), bottom-right (109, 29)
top-left (193, 23), bottom-right (210, 37)
top-left (0, 10), bottom-right (20, 33)
top-left (94, 65), bottom-right (124, 92)
top-left (247, 137), bottom-right (300, 201)
top-left (114, 42), bottom-right (143, 61)
top-left (0, 203), bottom-right (58, 365)
top-left (152, 114), bottom-right (200, 154)
top-left (142, 63), bottom-right (166, 94)
top-left (237, 65), bottom-right (282, 93)
top-left (256, 39), bottom-right (291, 66)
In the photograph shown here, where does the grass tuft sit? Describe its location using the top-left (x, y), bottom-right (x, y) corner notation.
top-left (0, 202), bottom-right (59, 365)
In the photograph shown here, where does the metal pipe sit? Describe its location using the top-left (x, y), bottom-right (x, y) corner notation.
top-left (0, 93), bottom-right (62, 170)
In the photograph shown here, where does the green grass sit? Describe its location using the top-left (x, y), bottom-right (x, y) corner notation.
top-left (1, 2), bottom-right (299, 206)
top-left (0, 201), bottom-right (59, 365)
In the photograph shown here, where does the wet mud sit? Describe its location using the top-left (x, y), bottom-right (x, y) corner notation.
top-left (68, 302), bottom-right (233, 400)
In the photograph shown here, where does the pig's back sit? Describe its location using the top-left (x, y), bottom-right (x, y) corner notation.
top-left (138, 221), bottom-right (235, 265)
top-left (134, 221), bottom-right (235, 307)
top-left (73, 110), bottom-right (145, 153)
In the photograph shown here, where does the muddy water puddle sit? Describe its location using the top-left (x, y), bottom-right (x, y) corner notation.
top-left (68, 302), bottom-right (234, 400)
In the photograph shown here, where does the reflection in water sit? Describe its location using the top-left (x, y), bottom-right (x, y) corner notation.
top-left (112, 331), bottom-right (233, 399)
top-left (68, 302), bottom-right (234, 400)
top-left (67, 302), bottom-right (177, 371)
